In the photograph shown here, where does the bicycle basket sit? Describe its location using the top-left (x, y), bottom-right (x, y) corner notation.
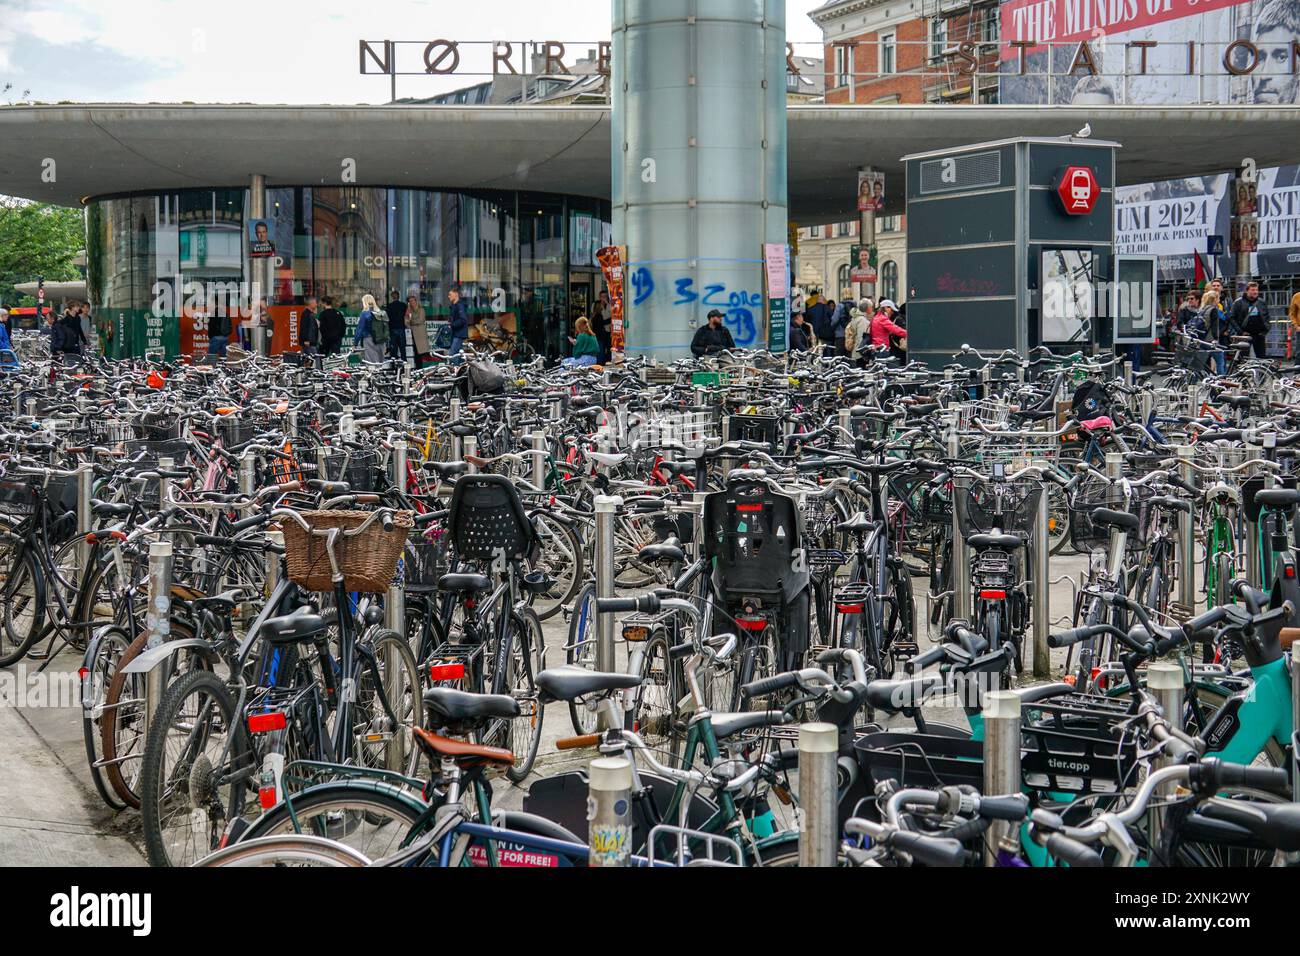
top-left (281, 510), bottom-right (414, 593)
top-left (322, 448), bottom-right (385, 494)
top-left (1019, 694), bottom-right (1137, 796)
top-left (447, 473), bottom-right (535, 562)
top-left (119, 438), bottom-right (190, 471)
top-left (726, 414), bottom-right (779, 451)
top-left (854, 732), bottom-right (986, 791)
top-left (1069, 480), bottom-right (1153, 553)
top-left (136, 410), bottom-right (181, 441)
top-left (955, 480), bottom-right (1041, 540)
top-left (0, 473), bottom-right (77, 517)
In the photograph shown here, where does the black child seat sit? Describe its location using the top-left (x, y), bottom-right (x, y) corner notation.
top-left (703, 477), bottom-right (808, 604)
top-left (446, 473), bottom-right (536, 562)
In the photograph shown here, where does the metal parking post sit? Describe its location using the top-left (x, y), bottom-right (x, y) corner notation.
top-left (1033, 484), bottom-right (1050, 679)
top-left (530, 432), bottom-right (547, 489)
top-left (24, 397), bottom-right (36, 418)
top-left (947, 416), bottom-right (971, 622)
top-left (837, 407), bottom-right (852, 438)
top-left (239, 450), bottom-right (256, 516)
top-left (594, 495), bottom-right (622, 682)
top-left (1105, 452), bottom-right (1123, 480)
top-left (463, 435), bottom-right (478, 474)
top-left (1147, 662), bottom-right (1182, 834)
top-left (158, 457), bottom-right (176, 509)
top-left (265, 529), bottom-right (283, 598)
top-left (1176, 446), bottom-right (1197, 614)
top-left (144, 541), bottom-right (174, 724)
top-left (75, 463), bottom-right (93, 577)
top-left (797, 722), bottom-right (838, 867)
top-left (340, 411), bottom-right (355, 443)
top-left (1244, 443), bottom-right (1263, 587)
top-left (587, 757), bottom-right (633, 867)
top-left (391, 438), bottom-right (407, 496)
top-left (982, 691), bottom-right (1021, 865)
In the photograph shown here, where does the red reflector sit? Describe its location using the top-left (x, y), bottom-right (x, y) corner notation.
top-left (979, 589), bottom-right (1007, 600)
top-left (259, 786), bottom-right (278, 809)
top-left (836, 603), bottom-right (865, 614)
top-left (1286, 566), bottom-right (1295, 579)
top-left (78, 667), bottom-right (89, 682)
top-left (736, 503), bottom-right (763, 512)
top-left (736, 617), bottom-right (768, 631)
top-left (247, 712), bottom-right (287, 734)
top-left (429, 662), bottom-right (466, 682)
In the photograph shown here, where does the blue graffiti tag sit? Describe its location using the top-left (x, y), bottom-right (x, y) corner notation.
top-left (631, 267), bottom-right (654, 306)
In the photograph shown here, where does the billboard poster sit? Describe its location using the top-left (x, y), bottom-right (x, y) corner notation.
top-left (248, 218), bottom-right (275, 259)
top-left (999, 0), bottom-right (1299, 106)
top-left (1255, 164), bottom-right (1300, 275)
top-left (857, 170), bottom-right (885, 213)
top-left (1114, 173), bottom-right (1232, 280)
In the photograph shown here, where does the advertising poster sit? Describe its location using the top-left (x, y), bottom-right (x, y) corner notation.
top-left (764, 242), bottom-right (790, 352)
top-left (999, 0), bottom-right (1298, 106)
top-left (248, 218), bottom-right (275, 259)
top-left (857, 170), bottom-right (885, 213)
top-left (1114, 173), bottom-right (1232, 281)
top-left (596, 245), bottom-right (626, 358)
top-left (849, 243), bottom-right (878, 284)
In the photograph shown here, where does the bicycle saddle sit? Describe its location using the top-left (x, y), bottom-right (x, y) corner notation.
top-left (1079, 416), bottom-right (1113, 431)
top-left (192, 589), bottom-right (245, 615)
top-left (437, 572), bottom-right (492, 593)
top-left (637, 540), bottom-right (686, 565)
top-left (261, 605), bottom-right (329, 645)
top-left (836, 512), bottom-right (876, 534)
top-left (412, 727), bottom-right (516, 768)
top-left (91, 499), bottom-right (132, 518)
top-left (968, 532), bottom-right (1023, 551)
top-left (1254, 488), bottom-right (1300, 510)
top-left (422, 687), bottom-right (520, 723)
top-left (1088, 507), bottom-right (1139, 531)
top-left (448, 424), bottom-right (478, 437)
top-left (587, 451), bottom-right (627, 468)
top-left (425, 460), bottom-right (470, 479)
top-left (704, 709), bottom-right (788, 740)
top-left (536, 665), bottom-right (643, 703)
top-left (864, 674), bottom-right (945, 713)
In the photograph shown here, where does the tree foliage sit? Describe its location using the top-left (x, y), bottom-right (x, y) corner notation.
top-left (0, 199), bottom-right (85, 308)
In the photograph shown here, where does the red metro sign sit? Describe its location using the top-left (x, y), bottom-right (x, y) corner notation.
top-left (1057, 165), bottom-right (1099, 216)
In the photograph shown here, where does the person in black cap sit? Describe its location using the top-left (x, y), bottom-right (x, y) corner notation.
top-left (690, 308), bottom-right (736, 357)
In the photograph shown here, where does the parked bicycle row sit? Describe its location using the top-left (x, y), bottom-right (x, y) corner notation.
top-left (0, 334), bottom-right (1296, 867)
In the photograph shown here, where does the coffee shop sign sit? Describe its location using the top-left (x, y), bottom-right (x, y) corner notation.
top-left (360, 39), bottom-right (810, 78)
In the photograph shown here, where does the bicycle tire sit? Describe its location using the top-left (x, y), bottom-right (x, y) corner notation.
top-left (240, 781), bottom-right (428, 860)
top-left (529, 514), bottom-right (583, 622)
top-left (564, 582), bottom-right (600, 735)
top-left (354, 628), bottom-right (423, 777)
top-left (194, 834), bottom-right (371, 867)
top-left (0, 548), bottom-right (45, 666)
top-left (80, 625), bottom-right (133, 811)
top-left (496, 606), bottom-right (546, 783)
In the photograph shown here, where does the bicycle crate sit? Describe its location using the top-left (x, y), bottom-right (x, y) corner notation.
top-left (281, 509), bottom-right (414, 593)
top-left (118, 437), bottom-right (190, 470)
top-left (219, 417), bottom-right (262, 449)
top-left (321, 448), bottom-right (385, 494)
top-left (726, 413), bottom-right (780, 450)
top-left (1068, 480), bottom-right (1153, 553)
top-left (955, 480), bottom-right (1041, 540)
top-left (400, 532), bottom-right (451, 591)
top-left (135, 410), bottom-right (181, 441)
top-left (641, 364), bottom-right (678, 386)
top-left (0, 473), bottom-right (77, 516)
top-left (854, 732), bottom-right (986, 791)
top-left (1019, 695), bottom-right (1138, 795)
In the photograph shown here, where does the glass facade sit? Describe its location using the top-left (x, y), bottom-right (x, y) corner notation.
top-left (86, 186), bottom-right (611, 358)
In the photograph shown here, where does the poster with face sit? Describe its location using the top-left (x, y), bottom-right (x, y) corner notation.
top-left (248, 219), bottom-right (275, 259)
top-left (857, 170), bottom-right (885, 212)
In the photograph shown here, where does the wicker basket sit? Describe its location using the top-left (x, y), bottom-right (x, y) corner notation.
top-left (281, 510), bottom-right (414, 593)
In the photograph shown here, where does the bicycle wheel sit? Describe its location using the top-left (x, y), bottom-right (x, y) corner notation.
top-left (240, 782), bottom-right (428, 861)
top-left (631, 630), bottom-right (677, 754)
top-left (529, 515), bottom-right (583, 622)
top-left (194, 834), bottom-right (371, 867)
top-left (494, 606), bottom-right (546, 782)
top-left (0, 549), bottom-right (45, 666)
top-left (564, 582), bottom-right (600, 734)
top-left (139, 669), bottom-right (249, 868)
top-left (354, 629), bottom-right (423, 777)
top-left (80, 625), bottom-right (133, 810)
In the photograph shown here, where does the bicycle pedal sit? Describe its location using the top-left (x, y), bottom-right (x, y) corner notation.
top-left (1167, 602), bottom-right (1193, 624)
top-left (891, 641), bottom-right (919, 658)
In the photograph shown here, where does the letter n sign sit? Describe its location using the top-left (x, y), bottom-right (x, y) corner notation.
top-left (1056, 166), bottom-right (1099, 216)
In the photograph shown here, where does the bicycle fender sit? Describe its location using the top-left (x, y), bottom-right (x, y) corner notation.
top-left (119, 638), bottom-right (220, 676)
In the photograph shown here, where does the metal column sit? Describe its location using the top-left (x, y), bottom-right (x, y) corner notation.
top-left (1147, 662), bottom-right (1182, 835)
top-left (75, 464), bottom-right (93, 577)
top-left (530, 432), bottom-right (547, 490)
top-left (982, 691), bottom-right (1021, 865)
top-left (797, 722), bottom-right (838, 867)
top-left (587, 757), bottom-right (633, 867)
top-left (1033, 485), bottom-right (1050, 679)
top-left (594, 496), bottom-right (622, 682)
top-left (1177, 446), bottom-right (1197, 613)
top-left (144, 541), bottom-right (174, 723)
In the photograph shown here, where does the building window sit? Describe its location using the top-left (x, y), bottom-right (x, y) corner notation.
top-left (929, 19), bottom-right (948, 60)
top-left (880, 33), bottom-right (896, 75)
top-left (879, 215), bottom-right (900, 233)
top-left (978, 79), bottom-right (999, 104)
top-left (982, 8), bottom-right (1000, 44)
top-left (837, 263), bottom-right (851, 297)
top-left (833, 44), bottom-right (853, 88)
top-left (881, 260), bottom-right (899, 304)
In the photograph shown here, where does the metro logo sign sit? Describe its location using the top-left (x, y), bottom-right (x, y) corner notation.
top-left (1057, 166), bottom-right (1099, 215)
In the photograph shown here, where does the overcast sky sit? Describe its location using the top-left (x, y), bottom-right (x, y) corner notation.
top-left (0, 0), bottom-right (830, 105)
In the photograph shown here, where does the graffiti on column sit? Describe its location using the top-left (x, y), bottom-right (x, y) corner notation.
top-left (628, 266), bottom-right (761, 346)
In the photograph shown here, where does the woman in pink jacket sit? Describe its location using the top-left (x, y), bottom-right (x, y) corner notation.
top-left (869, 299), bottom-right (907, 362)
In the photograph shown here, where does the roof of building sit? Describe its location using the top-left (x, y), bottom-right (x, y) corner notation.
top-left (1, 102), bottom-right (1295, 224)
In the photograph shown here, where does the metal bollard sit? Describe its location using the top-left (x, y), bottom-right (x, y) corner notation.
top-left (1176, 446), bottom-right (1197, 613)
top-left (158, 457), bottom-right (176, 509)
top-left (75, 464), bottom-right (93, 577)
top-left (144, 541), bottom-right (174, 723)
top-left (463, 435), bottom-right (478, 474)
top-left (982, 691), bottom-right (1021, 865)
top-left (594, 495), bottom-right (622, 684)
top-left (1105, 452), bottom-right (1123, 480)
top-left (797, 722), bottom-right (839, 867)
top-left (391, 438), bottom-right (407, 496)
top-left (1147, 662), bottom-right (1183, 834)
top-left (1033, 484), bottom-right (1051, 679)
top-left (239, 451), bottom-right (256, 515)
top-left (1244, 444), bottom-right (1263, 587)
top-left (265, 530), bottom-right (283, 598)
top-left (530, 432), bottom-right (547, 490)
top-left (587, 757), bottom-right (633, 867)
top-left (951, 475), bottom-right (971, 622)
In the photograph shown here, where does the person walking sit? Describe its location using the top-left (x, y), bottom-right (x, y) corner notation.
top-left (384, 290), bottom-right (408, 363)
top-left (870, 299), bottom-right (907, 362)
top-left (591, 291), bottom-right (612, 363)
top-left (447, 288), bottom-right (470, 360)
top-left (1198, 290), bottom-right (1228, 374)
top-left (208, 306), bottom-right (232, 358)
top-left (407, 294), bottom-right (430, 367)
top-left (689, 308), bottom-right (736, 357)
top-left (299, 296), bottom-right (319, 355)
top-left (830, 299), bottom-right (850, 356)
top-left (1173, 289), bottom-right (1201, 350)
top-left (354, 293), bottom-right (387, 363)
top-left (318, 297), bottom-right (345, 355)
top-left (843, 307), bottom-right (870, 365)
top-left (1229, 280), bottom-right (1272, 359)
top-left (806, 294), bottom-right (830, 348)
top-left (59, 304), bottom-right (86, 357)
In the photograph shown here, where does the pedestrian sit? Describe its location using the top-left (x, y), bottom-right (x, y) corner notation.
top-left (830, 299), bottom-right (850, 355)
top-left (407, 294), bottom-right (430, 367)
top-left (805, 293), bottom-right (830, 347)
top-left (563, 316), bottom-right (602, 368)
top-left (789, 310), bottom-right (811, 352)
top-left (1198, 290), bottom-right (1228, 374)
top-left (870, 299), bottom-right (907, 362)
top-left (1174, 289), bottom-right (1200, 348)
top-left (0, 306), bottom-right (9, 337)
top-left (384, 289), bottom-right (408, 363)
top-left (299, 296), bottom-right (319, 355)
top-left (1229, 280), bottom-right (1271, 359)
top-left (591, 291), bottom-right (612, 362)
top-left (0, 313), bottom-right (13, 362)
top-left (207, 305), bottom-right (232, 358)
top-left (446, 288), bottom-right (470, 360)
top-left (318, 297), bottom-right (345, 355)
top-left (689, 308), bottom-right (736, 357)
top-left (354, 293), bottom-right (386, 363)
top-left (1290, 289), bottom-right (1300, 365)
top-left (45, 307), bottom-right (70, 358)
top-left (77, 301), bottom-right (93, 346)
top-left (59, 303), bottom-right (86, 357)
top-left (844, 307), bottom-right (870, 365)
